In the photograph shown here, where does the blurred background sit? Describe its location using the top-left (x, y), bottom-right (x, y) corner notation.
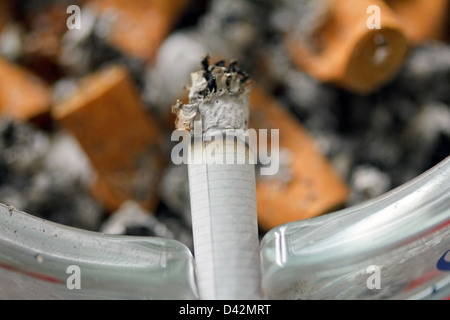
top-left (0, 0), bottom-right (449, 251)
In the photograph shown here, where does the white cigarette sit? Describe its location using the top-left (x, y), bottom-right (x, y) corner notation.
top-left (172, 58), bottom-right (262, 300)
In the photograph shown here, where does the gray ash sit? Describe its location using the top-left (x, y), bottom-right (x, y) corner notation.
top-left (0, 118), bottom-right (104, 231)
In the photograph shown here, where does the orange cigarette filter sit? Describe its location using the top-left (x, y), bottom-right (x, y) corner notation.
top-left (385, 0), bottom-right (450, 44)
top-left (0, 58), bottom-right (52, 121)
top-left (288, 0), bottom-right (409, 94)
top-left (249, 86), bottom-right (349, 231)
top-left (53, 65), bottom-right (165, 213)
top-left (89, 0), bottom-right (191, 63)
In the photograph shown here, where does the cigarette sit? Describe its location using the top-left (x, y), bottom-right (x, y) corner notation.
top-left (249, 85), bottom-right (350, 231)
top-left (0, 57), bottom-right (51, 121)
top-left (172, 58), bottom-right (261, 300)
top-left (286, 0), bottom-right (409, 94)
top-left (385, 0), bottom-right (449, 44)
top-left (52, 65), bottom-right (165, 213)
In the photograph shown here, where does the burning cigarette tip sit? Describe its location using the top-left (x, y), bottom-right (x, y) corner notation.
top-left (172, 58), bottom-right (252, 135)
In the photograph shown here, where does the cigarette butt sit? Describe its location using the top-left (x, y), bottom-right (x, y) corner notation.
top-left (287, 0), bottom-right (409, 94)
top-left (385, 0), bottom-right (450, 44)
top-left (0, 57), bottom-right (52, 121)
top-left (53, 65), bottom-right (165, 212)
top-left (249, 85), bottom-right (349, 231)
top-left (90, 0), bottom-right (191, 63)
top-left (173, 59), bottom-right (261, 300)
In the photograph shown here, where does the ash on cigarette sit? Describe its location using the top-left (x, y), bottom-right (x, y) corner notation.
top-left (197, 55), bottom-right (250, 99)
top-left (0, 0), bottom-right (449, 248)
top-left (172, 57), bottom-right (251, 137)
